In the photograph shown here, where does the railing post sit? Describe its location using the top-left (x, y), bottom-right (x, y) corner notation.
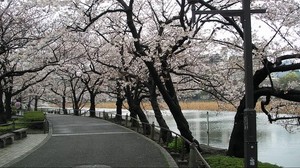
top-left (207, 111), bottom-right (210, 146)
top-left (151, 122), bottom-right (155, 140)
top-left (125, 114), bottom-right (128, 127)
top-left (188, 142), bottom-right (197, 168)
top-left (137, 123), bottom-right (140, 133)
top-left (43, 120), bottom-right (46, 134)
top-left (158, 130), bottom-right (162, 144)
top-left (181, 139), bottom-right (185, 161)
top-left (174, 135), bottom-right (178, 152)
top-left (12, 119), bottom-right (16, 130)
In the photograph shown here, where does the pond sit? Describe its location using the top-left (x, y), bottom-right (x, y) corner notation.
top-left (145, 110), bottom-right (300, 167)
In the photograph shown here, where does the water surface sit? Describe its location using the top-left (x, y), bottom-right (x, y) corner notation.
top-left (146, 110), bottom-right (300, 167)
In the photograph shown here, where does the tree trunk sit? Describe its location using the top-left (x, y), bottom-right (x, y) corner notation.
top-left (62, 96), bottom-right (67, 114)
top-left (5, 91), bottom-right (12, 120)
top-left (74, 104), bottom-right (80, 116)
top-left (115, 81), bottom-right (123, 121)
top-left (227, 97), bottom-right (246, 157)
top-left (27, 96), bottom-right (32, 111)
top-left (145, 61), bottom-right (195, 144)
top-left (34, 95), bottom-right (38, 111)
top-left (135, 102), bottom-right (151, 135)
top-left (0, 86), bottom-right (7, 123)
top-left (72, 89), bottom-right (80, 116)
top-left (125, 85), bottom-right (151, 134)
top-left (148, 77), bottom-right (172, 142)
top-left (89, 93), bottom-right (96, 117)
top-left (227, 65), bottom-right (269, 157)
top-left (73, 98), bottom-right (80, 116)
top-left (115, 96), bottom-right (123, 121)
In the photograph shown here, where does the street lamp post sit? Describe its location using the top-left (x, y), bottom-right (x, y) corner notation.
top-left (188, 0), bottom-right (265, 167)
top-left (242, 1), bottom-right (258, 167)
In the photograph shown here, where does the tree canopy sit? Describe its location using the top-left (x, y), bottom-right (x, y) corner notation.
top-left (0, 0), bottom-right (300, 157)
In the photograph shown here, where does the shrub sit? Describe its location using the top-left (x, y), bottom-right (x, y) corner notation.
top-left (205, 155), bottom-right (281, 168)
top-left (167, 137), bottom-right (184, 152)
top-left (22, 111), bottom-right (45, 129)
top-left (23, 111), bottom-right (45, 121)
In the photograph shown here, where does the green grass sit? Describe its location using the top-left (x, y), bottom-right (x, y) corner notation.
top-left (205, 155), bottom-right (281, 168)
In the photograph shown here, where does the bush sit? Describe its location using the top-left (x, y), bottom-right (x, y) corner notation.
top-left (23, 111), bottom-right (45, 121)
top-left (22, 111), bottom-right (45, 129)
top-left (167, 137), bottom-right (184, 152)
top-left (205, 155), bottom-right (281, 168)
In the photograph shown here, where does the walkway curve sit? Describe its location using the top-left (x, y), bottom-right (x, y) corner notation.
top-left (8, 114), bottom-right (178, 168)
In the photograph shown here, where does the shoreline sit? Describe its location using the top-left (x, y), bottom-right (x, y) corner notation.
top-left (95, 101), bottom-right (236, 112)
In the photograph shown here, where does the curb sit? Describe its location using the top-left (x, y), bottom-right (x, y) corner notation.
top-left (2, 118), bottom-right (53, 167)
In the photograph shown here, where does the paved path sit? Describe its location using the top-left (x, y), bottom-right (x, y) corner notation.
top-left (0, 134), bottom-right (48, 167)
top-left (4, 114), bottom-right (177, 168)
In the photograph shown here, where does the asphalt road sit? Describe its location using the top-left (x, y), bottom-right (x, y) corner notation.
top-left (10, 114), bottom-right (177, 168)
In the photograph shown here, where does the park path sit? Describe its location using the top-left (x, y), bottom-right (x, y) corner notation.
top-left (9, 114), bottom-right (177, 167)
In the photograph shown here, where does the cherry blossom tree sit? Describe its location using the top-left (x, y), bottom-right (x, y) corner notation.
top-left (187, 0), bottom-right (300, 157)
top-left (65, 0), bottom-right (243, 147)
top-left (0, 0), bottom-right (62, 123)
top-left (45, 72), bottom-right (70, 114)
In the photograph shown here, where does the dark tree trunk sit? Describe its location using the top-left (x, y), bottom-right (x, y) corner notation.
top-left (73, 96), bottom-right (80, 116)
top-left (129, 110), bottom-right (139, 127)
top-left (135, 102), bottom-right (151, 135)
top-left (72, 90), bottom-right (80, 116)
top-left (5, 91), bottom-right (12, 120)
top-left (145, 61), bottom-right (195, 144)
top-left (0, 86), bottom-right (7, 123)
top-left (128, 96), bottom-right (150, 132)
top-left (27, 96), bottom-right (32, 111)
top-left (227, 97), bottom-right (246, 157)
top-left (148, 77), bottom-right (172, 142)
top-left (0, 112), bottom-right (6, 123)
top-left (62, 96), bottom-right (67, 114)
top-left (115, 96), bottom-right (123, 121)
top-left (74, 103), bottom-right (80, 116)
top-left (34, 95), bottom-right (38, 111)
top-left (89, 93), bottom-right (96, 117)
top-left (115, 81), bottom-right (123, 121)
top-left (125, 84), bottom-right (151, 134)
top-left (228, 64), bottom-right (270, 157)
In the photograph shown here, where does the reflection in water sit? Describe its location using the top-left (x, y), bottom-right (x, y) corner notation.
top-left (146, 110), bottom-right (300, 167)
